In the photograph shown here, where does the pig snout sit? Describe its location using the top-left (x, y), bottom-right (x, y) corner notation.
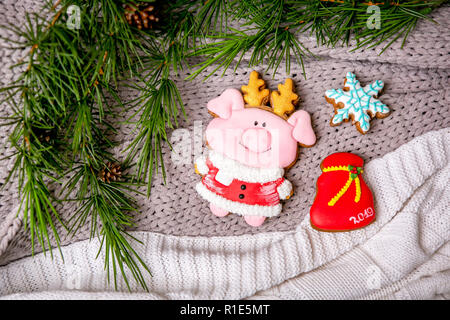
top-left (240, 128), bottom-right (272, 153)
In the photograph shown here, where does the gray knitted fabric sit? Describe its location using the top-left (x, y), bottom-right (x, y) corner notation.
top-left (0, 1), bottom-right (449, 265)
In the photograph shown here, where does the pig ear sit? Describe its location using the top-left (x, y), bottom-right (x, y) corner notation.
top-left (287, 110), bottom-right (316, 147)
top-left (207, 88), bottom-right (244, 119)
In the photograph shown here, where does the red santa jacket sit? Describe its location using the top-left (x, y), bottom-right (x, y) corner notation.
top-left (195, 150), bottom-right (292, 217)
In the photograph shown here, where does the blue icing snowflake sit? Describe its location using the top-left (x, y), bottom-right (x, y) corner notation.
top-left (325, 72), bottom-right (390, 134)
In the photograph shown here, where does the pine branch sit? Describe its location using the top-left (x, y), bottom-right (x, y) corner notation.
top-left (63, 163), bottom-right (150, 291)
top-left (194, 0), bottom-right (229, 35)
top-left (59, 0), bottom-right (155, 290)
top-left (2, 120), bottom-right (66, 256)
top-left (186, 26), bottom-right (312, 80)
top-left (125, 77), bottom-right (184, 196)
top-left (0, 7), bottom-right (74, 256)
top-left (1, 0), bottom-right (155, 291)
top-left (180, 0), bottom-right (444, 79)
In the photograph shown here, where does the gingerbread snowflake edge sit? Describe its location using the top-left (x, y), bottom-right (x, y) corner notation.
top-left (325, 72), bottom-right (390, 134)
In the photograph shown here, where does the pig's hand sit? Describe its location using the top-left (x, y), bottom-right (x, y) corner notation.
top-left (194, 156), bottom-right (209, 176)
top-left (215, 170), bottom-right (233, 186)
top-left (277, 179), bottom-right (293, 200)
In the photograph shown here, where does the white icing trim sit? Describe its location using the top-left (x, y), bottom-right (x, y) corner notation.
top-left (277, 179), bottom-right (292, 200)
top-left (195, 156), bottom-right (209, 175)
top-left (325, 72), bottom-right (390, 134)
top-left (196, 183), bottom-right (282, 217)
top-left (215, 169), bottom-right (234, 186)
top-left (208, 150), bottom-right (284, 183)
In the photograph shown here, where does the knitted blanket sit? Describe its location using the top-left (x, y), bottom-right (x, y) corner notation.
top-left (0, 1), bottom-right (449, 299)
top-left (1, 128), bottom-right (449, 299)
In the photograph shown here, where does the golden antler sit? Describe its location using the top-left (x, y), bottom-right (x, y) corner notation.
top-left (270, 78), bottom-right (298, 117)
top-left (241, 71), bottom-right (270, 106)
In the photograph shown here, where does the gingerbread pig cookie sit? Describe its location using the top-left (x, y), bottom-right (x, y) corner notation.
top-left (310, 152), bottom-right (376, 232)
top-left (325, 72), bottom-right (390, 134)
top-left (195, 71), bottom-right (316, 227)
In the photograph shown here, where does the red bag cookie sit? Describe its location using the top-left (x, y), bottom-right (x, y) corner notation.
top-left (310, 152), bottom-right (375, 232)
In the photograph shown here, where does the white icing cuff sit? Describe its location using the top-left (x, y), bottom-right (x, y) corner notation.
top-left (277, 179), bottom-right (292, 200)
top-left (215, 170), bottom-right (233, 186)
top-left (195, 156), bottom-right (209, 175)
top-left (196, 183), bottom-right (282, 217)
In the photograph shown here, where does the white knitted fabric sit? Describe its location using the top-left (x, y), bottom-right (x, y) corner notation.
top-left (0, 128), bottom-right (448, 299)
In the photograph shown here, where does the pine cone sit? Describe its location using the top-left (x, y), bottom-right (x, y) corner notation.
top-left (124, 2), bottom-right (160, 30)
top-left (99, 162), bottom-right (122, 183)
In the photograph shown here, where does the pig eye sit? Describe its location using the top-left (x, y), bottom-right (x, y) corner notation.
top-left (254, 121), bottom-right (258, 126)
top-left (262, 122), bottom-right (266, 127)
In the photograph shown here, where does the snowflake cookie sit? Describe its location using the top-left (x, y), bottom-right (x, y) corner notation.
top-left (325, 72), bottom-right (390, 134)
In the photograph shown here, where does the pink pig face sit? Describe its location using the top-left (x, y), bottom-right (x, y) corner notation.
top-left (206, 88), bottom-right (316, 168)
